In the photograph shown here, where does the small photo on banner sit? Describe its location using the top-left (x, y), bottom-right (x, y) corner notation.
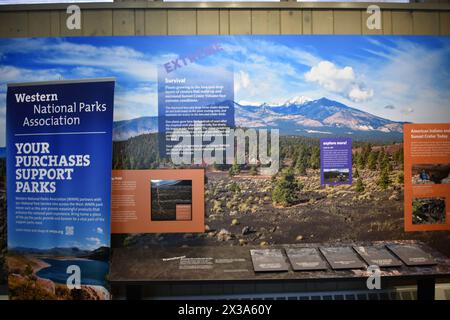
top-left (320, 138), bottom-right (352, 185)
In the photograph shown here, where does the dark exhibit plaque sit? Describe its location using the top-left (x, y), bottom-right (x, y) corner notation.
top-left (285, 248), bottom-right (328, 271)
top-left (319, 247), bottom-right (366, 270)
top-left (250, 249), bottom-right (289, 272)
top-left (353, 246), bottom-right (403, 267)
top-left (387, 244), bottom-right (436, 266)
top-left (110, 241), bottom-right (450, 285)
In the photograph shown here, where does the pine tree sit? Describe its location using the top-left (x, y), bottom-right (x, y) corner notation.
top-left (397, 172), bottom-right (404, 184)
top-left (377, 148), bottom-right (385, 168)
top-left (355, 177), bottom-right (365, 192)
top-left (394, 148), bottom-right (404, 169)
top-left (272, 169), bottom-right (300, 207)
top-left (229, 182), bottom-right (241, 193)
top-left (353, 152), bottom-right (359, 166)
top-left (295, 159), bottom-right (307, 176)
top-left (354, 167), bottom-right (360, 179)
top-left (228, 161), bottom-right (240, 177)
top-left (367, 151), bottom-right (378, 170)
top-left (309, 147), bottom-right (320, 170)
top-left (378, 167), bottom-right (391, 190)
top-left (380, 153), bottom-right (392, 172)
top-left (360, 143), bottom-right (372, 167)
top-left (249, 164), bottom-right (258, 176)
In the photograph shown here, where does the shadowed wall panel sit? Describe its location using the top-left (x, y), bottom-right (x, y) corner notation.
top-left (197, 10), bottom-right (219, 35)
top-left (135, 9), bottom-right (145, 35)
top-left (83, 9), bottom-right (113, 36)
top-left (168, 10), bottom-right (197, 35)
top-left (280, 10), bottom-right (302, 35)
top-left (392, 10), bottom-right (413, 34)
top-left (312, 10), bottom-right (333, 34)
top-left (383, 11), bottom-right (393, 35)
top-left (230, 10), bottom-right (251, 35)
top-left (252, 10), bottom-right (280, 34)
top-left (334, 10), bottom-right (362, 34)
top-left (113, 9), bottom-right (135, 35)
top-left (302, 10), bottom-right (312, 34)
top-left (50, 11), bottom-right (60, 37)
top-left (219, 10), bottom-right (229, 35)
top-left (145, 10), bottom-right (167, 35)
top-left (413, 11), bottom-right (440, 34)
top-left (441, 11), bottom-right (450, 35)
top-left (0, 11), bottom-right (28, 37)
top-left (0, 7), bottom-right (447, 37)
top-left (28, 11), bottom-right (51, 37)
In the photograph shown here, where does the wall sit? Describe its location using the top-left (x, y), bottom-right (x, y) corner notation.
top-left (0, 1), bottom-right (449, 37)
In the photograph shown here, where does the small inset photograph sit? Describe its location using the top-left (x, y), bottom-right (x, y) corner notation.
top-left (151, 179), bottom-right (192, 221)
top-left (412, 197), bottom-right (446, 225)
top-left (412, 164), bottom-right (450, 185)
top-left (323, 168), bottom-right (350, 183)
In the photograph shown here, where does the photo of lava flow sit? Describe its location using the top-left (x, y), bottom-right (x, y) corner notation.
top-left (413, 198), bottom-right (446, 225)
top-left (151, 180), bottom-right (192, 221)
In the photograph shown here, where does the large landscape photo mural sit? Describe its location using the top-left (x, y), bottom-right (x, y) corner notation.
top-left (0, 35), bottom-right (449, 297)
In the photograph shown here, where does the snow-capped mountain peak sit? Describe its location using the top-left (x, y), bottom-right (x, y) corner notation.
top-left (112, 97), bottom-right (405, 142)
top-left (235, 97), bottom-right (404, 140)
top-left (283, 95), bottom-right (312, 106)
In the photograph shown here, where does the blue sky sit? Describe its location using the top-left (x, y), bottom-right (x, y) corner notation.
top-left (1, 35), bottom-right (449, 147)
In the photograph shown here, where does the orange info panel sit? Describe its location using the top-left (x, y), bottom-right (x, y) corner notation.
top-left (111, 169), bottom-right (205, 233)
top-left (404, 124), bottom-right (450, 231)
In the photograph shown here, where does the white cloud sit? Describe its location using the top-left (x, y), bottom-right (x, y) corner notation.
top-left (0, 38), bottom-right (163, 82)
top-left (96, 227), bottom-right (103, 234)
top-left (401, 107), bottom-right (414, 115)
top-left (348, 86), bottom-right (374, 102)
top-left (364, 39), bottom-right (450, 123)
top-left (237, 100), bottom-right (260, 106)
top-left (72, 66), bottom-right (101, 78)
top-left (305, 60), bottom-right (373, 102)
top-left (86, 237), bottom-right (102, 247)
top-left (0, 65), bottom-right (63, 84)
top-left (114, 85), bottom-right (157, 120)
top-left (305, 61), bottom-right (355, 91)
top-left (222, 40), bottom-right (320, 67)
top-left (234, 70), bottom-right (250, 93)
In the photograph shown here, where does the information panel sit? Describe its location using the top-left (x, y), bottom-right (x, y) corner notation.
top-left (6, 79), bottom-right (114, 300)
top-left (404, 124), bottom-right (450, 231)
